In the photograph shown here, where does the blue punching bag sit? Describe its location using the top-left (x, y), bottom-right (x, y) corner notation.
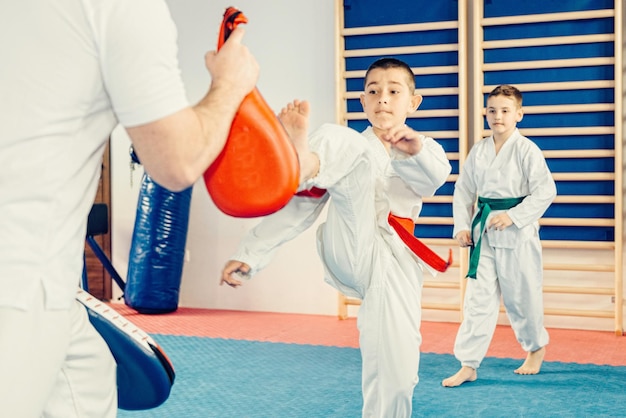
top-left (125, 169), bottom-right (193, 314)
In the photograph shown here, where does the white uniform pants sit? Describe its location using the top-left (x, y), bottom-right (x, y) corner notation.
top-left (454, 231), bottom-right (549, 369)
top-left (0, 284), bottom-right (117, 417)
top-left (310, 125), bottom-right (422, 418)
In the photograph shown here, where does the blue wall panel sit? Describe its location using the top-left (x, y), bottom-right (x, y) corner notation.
top-left (484, 18), bottom-right (614, 40)
top-left (532, 135), bottom-right (614, 151)
top-left (481, 0), bottom-right (616, 241)
top-left (342, 0), bottom-right (617, 242)
top-left (483, 0), bottom-right (613, 18)
top-left (484, 66), bottom-right (614, 85)
top-left (343, 0), bottom-right (458, 27)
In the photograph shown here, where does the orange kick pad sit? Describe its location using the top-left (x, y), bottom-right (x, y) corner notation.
top-left (203, 7), bottom-right (300, 218)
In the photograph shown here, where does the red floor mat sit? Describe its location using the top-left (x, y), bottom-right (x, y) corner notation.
top-left (110, 304), bottom-right (626, 366)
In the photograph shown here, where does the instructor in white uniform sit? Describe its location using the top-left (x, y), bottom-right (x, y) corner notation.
top-left (0, 1), bottom-right (259, 416)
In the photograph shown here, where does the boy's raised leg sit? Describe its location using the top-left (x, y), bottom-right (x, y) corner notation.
top-left (514, 346), bottom-right (545, 375)
top-left (278, 100), bottom-right (319, 183)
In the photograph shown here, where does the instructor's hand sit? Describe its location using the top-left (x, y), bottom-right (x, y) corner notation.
top-left (205, 26), bottom-right (259, 104)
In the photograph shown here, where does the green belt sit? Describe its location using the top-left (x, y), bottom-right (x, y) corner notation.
top-left (466, 196), bottom-right (525, 279)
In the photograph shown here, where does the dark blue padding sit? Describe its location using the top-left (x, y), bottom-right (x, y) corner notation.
top-left (87, 203), bottom-right (109, 236)
top-left (83, 302), bottom-right (175, 410)
top-left (125, 173), bottom-right (192, 314)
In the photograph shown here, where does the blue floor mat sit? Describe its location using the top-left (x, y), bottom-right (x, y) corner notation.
top-left (118, 335), bottom-right (626, 418)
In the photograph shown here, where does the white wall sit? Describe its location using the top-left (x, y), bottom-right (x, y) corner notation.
top-left (110, 0), bottom-right (339, 315)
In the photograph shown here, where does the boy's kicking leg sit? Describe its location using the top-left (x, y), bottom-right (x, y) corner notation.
top-left (279, 100), bottom-right (377, 295)
top-left (278, 99), bottom-right (319, 184)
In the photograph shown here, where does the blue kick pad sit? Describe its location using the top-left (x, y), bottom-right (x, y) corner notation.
top-left (118, 335), bottom-right (626, 418)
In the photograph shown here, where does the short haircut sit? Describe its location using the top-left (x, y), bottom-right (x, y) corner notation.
top-left (488, 84), bottom-right (523, 108)
top-left (363, 57), bottom-right (416, 92)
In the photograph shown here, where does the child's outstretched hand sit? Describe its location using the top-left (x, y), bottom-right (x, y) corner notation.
top-left (488, 213), bottom-right (513, 231)
top-left (455, 230), bottom-right (473, 247)
top-left (380, 125), bottom-right (423, 155)
top-left (220, 260), bottom-right (251, 288)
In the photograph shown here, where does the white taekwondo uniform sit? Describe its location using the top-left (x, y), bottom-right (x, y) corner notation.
top-left (231, 123), bottom-right (451, 417)
top-left (452, 128), bottom-right (556, 369)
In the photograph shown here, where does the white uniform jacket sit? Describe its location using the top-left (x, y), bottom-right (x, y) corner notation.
top-left (453, 129), bottom-right (556, 248)
top-left (231, 125), bottom-right (451, 295)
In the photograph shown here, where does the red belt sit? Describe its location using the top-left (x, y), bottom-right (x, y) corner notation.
top-left (297, 188), bottom-right (452, 272)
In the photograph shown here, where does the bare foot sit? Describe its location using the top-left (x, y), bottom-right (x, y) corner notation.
top-left (442, 366), bottom-right (477, 387)
top-left (278, 100), bottom-right (319, 183)
top-left (514, 346), bottom-right (545, 375)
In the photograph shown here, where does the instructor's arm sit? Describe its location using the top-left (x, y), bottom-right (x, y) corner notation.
top-left (126, 27), bottom-right (259, 192)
